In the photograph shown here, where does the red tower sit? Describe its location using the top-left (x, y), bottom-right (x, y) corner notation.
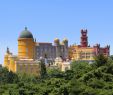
top-left (81, 29), bottom-right (88, 47)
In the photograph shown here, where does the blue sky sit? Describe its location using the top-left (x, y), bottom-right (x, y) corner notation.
top-left (0, 0), bottom-right (113, 64)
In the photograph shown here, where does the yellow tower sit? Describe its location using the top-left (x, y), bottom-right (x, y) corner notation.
top-left (18, 27), bottom-right (35, 59)
top-left (4, 49), bottom-right (9, 68)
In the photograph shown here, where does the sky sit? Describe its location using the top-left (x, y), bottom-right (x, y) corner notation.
top-left (0, 0), bottom-right (113, 64)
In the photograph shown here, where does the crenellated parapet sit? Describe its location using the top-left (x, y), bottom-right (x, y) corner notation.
top-left (69, 29), bottom-right (110, 62)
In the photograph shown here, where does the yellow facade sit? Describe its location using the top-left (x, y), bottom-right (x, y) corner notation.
top-left (4, 50), bottom-right (40, 75)
top-left (69, 29), bottom-right (110, 62)
top-left (15, 60), bottom-right (40, 76)
top-left (3, 27), bottom-right (40, 76)
top-left (4, 53), bottom-right (18, 72)
top-left (69, 45), bottom-right (95, 62)
top-left (18, 38), bottom-right (35, 59)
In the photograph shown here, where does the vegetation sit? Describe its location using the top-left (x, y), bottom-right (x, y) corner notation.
top-left (1, 54), bottom-right (113, 95)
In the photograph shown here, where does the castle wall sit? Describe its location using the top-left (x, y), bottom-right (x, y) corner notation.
top-left (35, 43), bottom-right (56, 59)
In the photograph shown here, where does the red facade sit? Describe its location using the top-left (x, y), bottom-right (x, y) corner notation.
top-left (81, 29), bottom-right (88, 47)
top-left (80, 29), bottom-right (110, 56)
top-left (93, 44), bottom-right (110, 56)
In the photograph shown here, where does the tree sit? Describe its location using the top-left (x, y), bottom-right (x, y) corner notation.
top-left (47, 68), bottom-right (64, 78)
top-left (71, 61), bottom-right (92, 79)
top-left (70, 78), bottom-right (84, 95)
top-left (93, 54), bottom-right (108, 67)
top-left (0, 67), bottom-right (18, 84)
top-left (110, 55), bottom-right (113, 60)
top-left (39, 59), bottom-right (47, 78)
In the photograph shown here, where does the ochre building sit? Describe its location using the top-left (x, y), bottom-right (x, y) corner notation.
top-left (4, 27), bottom-right (110, 74)
top-left (69, 29), bottom-right (110, 62)
top-left (4, 27), bottom-right (40, 75)
top-left (4, 27), bottom-right (69, 74)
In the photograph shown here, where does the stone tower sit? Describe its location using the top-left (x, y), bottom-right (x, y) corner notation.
top-left (62, 38), bottom-right (68, 59)
top-left (81, 29), bottom-right (88, 47)
top-left (54, 38), bottom-right (61, 57)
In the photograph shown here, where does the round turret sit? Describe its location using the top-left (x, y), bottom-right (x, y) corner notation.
top-left (63, 38), bottom-right (68, 43)
top-left (18, 27), bottom-right (35, 59)
top-left (54, 38), bottom-right (60, 45)
top-left (62, 38), bottom-right (68, 47)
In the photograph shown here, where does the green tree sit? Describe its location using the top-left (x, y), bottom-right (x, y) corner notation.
top-left (39, 59), bottom-right (47, 78)
top-left (47, 68), bottom-right (64, 78)
top-left (0, 67), bottom-right (18, 84)
top-left (93, 54), bottom-right (108, 67)
top-left (71, 61), bottom-right (92, 79)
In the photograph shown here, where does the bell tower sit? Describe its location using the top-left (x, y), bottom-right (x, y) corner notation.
top-left (80, 29), bottom-right (88, 47)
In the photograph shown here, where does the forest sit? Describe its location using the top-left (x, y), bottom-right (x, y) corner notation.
top-left (1, 54), bottom-right (113, 95)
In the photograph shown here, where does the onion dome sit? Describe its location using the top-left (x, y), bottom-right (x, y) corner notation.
top-left (63, 38), bottom-right (68, 43)
top-left (54, 38), bottom-right (60, 43)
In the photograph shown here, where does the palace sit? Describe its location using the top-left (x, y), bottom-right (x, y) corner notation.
top-left (4, 27), bottom-right (69, 74)
top-left (18, 27), bottom-right (68, 60)
top-left (35, 38), bottom-right (68, 60)
top-left (69, 29), bottom-right (110, 63)
top-left (3, 28), bottom-right (110, 75)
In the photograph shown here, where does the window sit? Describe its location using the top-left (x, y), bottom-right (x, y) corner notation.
top-left (86, 56), bottom-right (90, 59)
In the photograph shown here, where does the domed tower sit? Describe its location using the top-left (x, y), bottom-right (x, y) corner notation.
top-left (18, 27), bottom-right (35, 59)
top-left (62, 38), bottom-right (68, 47)
top-left (62, 38), bottom-right (68, 59)
top-left (54, 38), bottom-right (61, 57)
top-left (54, 38), bottom-right (60, 46)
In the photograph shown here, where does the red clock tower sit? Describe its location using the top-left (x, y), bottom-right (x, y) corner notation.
top-left (81, 29), bottom-right (88, 47)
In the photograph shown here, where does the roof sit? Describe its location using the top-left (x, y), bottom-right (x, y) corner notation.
top-left (19, 27), bottom-right (33, 39)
